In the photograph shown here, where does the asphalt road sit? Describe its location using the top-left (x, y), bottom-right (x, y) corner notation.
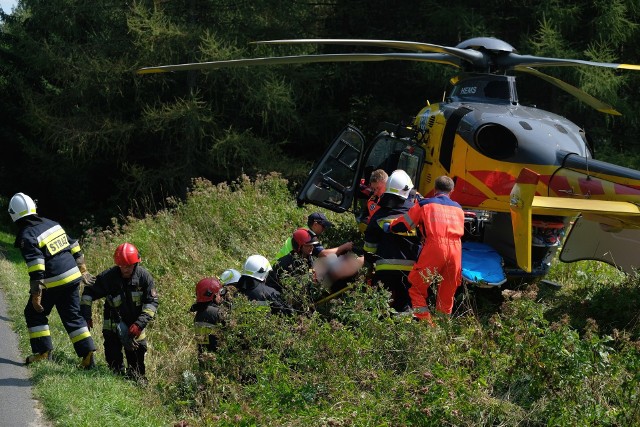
top-left (0, 289), bottom-right (48, 427)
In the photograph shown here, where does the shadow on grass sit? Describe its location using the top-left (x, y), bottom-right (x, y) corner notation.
top-left (0, 233), bottom-right (23, 264)
top-left (544, 278), bottom-right (640, 338)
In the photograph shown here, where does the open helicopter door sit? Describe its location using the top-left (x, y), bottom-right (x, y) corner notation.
top-left (297, 125), bottom-right (366, 212)
top-left (297, 124), bottom-right (425, 216)
top-left (559, 215), bottom-right (640, 274)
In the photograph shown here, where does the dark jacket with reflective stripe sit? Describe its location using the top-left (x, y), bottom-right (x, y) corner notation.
top-left (191, 302), bottom-right (225, 353)
top-left (237, 275), bottom-right (294, 316)
top-left (14, 216), bottom-right (83, 288)
top-left (363, 195), bottom-right (420, 271)
top-left (82, 265), bottom-right (158, 329)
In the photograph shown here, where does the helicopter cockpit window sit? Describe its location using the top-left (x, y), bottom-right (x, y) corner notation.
top-left (450, 77), bottom-right (511, 104)
top-left (483, 81), bottom-right (510, 100)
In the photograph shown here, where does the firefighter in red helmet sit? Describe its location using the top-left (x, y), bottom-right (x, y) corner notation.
top-left (190, 277), bottom-right (226, 358)
top-left (81, 242), bottom-right (158, 381)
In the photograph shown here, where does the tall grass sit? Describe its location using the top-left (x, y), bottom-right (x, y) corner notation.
top-left (1, 173), bottom-right (639, 426)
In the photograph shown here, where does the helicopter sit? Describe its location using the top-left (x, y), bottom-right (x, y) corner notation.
top-left (138, 37), bottom-right (640, 282)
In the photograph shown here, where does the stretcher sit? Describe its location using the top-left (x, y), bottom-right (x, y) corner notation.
top-left (461, 241), bottom-right (507, 287)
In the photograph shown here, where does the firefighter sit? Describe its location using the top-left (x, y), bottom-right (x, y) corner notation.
top-left (237, 255), bottom-right (293, 316)
top-left (219, 268), bottom-right (241, 287)
top-left (364, 170), bottom-right (420, 313)
top-left (190, 277), bottom-right (226, 357)
top-left (8, 192), bottom-right (96, 367)
top-left (80, 242), bottom-right (158, 381)
top-left (385, 176), bottom-right (465, 321)
top-left (275, 212), bottom-right (353, 260)
top-left (268, 228), bottom-right (319, 292)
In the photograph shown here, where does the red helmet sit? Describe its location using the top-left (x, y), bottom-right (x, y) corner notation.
top-left (291, 228), bottom-right (319, 252)
top-left (113, 242), bottom-right (141, 267)
top-left (195, 277), bottom-right (222, 303)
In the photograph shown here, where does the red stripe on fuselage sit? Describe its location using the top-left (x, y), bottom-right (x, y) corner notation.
top-left (578, 178), bottom-right (605, 196)
top-left (451, 177), bottom-right (489, 207)
top-left (614, 182), bottom-right (640, 195)
top-left (469, 171), bottom-right (516, 196)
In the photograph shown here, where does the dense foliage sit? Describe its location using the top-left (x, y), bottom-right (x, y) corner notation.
top-left (2, 174), bottom-right (637, 426)
top-left (2, 1), bottom-right (640, 226)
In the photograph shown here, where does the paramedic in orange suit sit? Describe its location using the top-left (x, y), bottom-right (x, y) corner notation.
top-left (384, 176), bottom-right (464, 321)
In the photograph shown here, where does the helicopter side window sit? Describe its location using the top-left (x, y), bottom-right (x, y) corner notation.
top-left (397, 151), bottom-right (421, 184)
top-left (361, 134), bottom-right (425, 185)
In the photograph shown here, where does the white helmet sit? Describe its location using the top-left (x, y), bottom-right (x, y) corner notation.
top-left (242, 255), bottom-right (272, 282)
top-left (8, 192), bottom-right (37, 222)
top-left (385, 170), bottom-right (413, 200)
top-left (220, 268), bottom-right (241, 286)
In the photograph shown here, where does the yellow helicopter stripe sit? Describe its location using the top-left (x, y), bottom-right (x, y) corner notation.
top-left (137, 68), bottom-right (167, 74)
top-left (531, 196), bottom-right (640, 217)
top-left (618, 64), bottom-right (640, 70)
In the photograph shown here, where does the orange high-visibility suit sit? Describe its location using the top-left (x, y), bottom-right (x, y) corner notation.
top-left (388, 194), bottom-right (464, 319)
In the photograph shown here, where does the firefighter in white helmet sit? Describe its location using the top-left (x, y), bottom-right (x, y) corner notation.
top-left (363, 170), bottom-right (420, 313)
top-left (219, 268), bottom-right (241, 287)
top-left (8, 192), bottom-right (96, 367)
top-left (237, 255), bottom-right (293, 315)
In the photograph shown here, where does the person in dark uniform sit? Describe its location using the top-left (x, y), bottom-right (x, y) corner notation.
top-left (8, 192), bottom-right (96, 367)
top-left (81, 242), bottom-right (158, 381)
top-left (268, 228), bottom-right (319, 292)
top-left (364, 170), bottom-right (420, 313)
top-left (237, 254), bottom-right (293, 316)
top-left (190, 277), bottom-right (226, 359)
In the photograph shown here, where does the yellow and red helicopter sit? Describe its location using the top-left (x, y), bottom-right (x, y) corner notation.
top-left (138, 37), bottom-right (640, 281)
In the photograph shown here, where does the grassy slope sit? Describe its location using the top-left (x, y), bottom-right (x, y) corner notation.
top-left (1, 174), bottom-right (639, 426)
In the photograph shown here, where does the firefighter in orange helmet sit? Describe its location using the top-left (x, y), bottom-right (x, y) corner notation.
top-left (385, 176), bottom-right (464, 322)
top-left (190, 277), bottom-right (226, 357)
top-left (81, 243), bottom-right (158, 381)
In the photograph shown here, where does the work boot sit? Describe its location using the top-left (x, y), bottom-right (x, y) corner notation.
top-left (80, 351), bottom-right (95, 369)
top-left (25, 351), bottom-right (51, 365)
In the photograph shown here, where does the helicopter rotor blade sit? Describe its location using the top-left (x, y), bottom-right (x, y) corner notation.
top-left (253, 39), bottom-right (485, 65)
top-left (137, 52), bottom-right (460, 74)
top-left (515, 66), bottom-right (621, 115)
top-left (502, 54), bottom-right (640, 71)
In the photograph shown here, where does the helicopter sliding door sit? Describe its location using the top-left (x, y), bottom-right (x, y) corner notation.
top-left (296, 125), bottom-right (366, 212)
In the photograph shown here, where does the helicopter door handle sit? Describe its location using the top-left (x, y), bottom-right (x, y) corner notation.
top-left (558, 188), bottom-right (574, 195)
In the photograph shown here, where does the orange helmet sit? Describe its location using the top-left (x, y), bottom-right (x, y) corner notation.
top-left (196, 277), bottom-right (222, 303)
top-left (113, 242), bottom-right (141, 267)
